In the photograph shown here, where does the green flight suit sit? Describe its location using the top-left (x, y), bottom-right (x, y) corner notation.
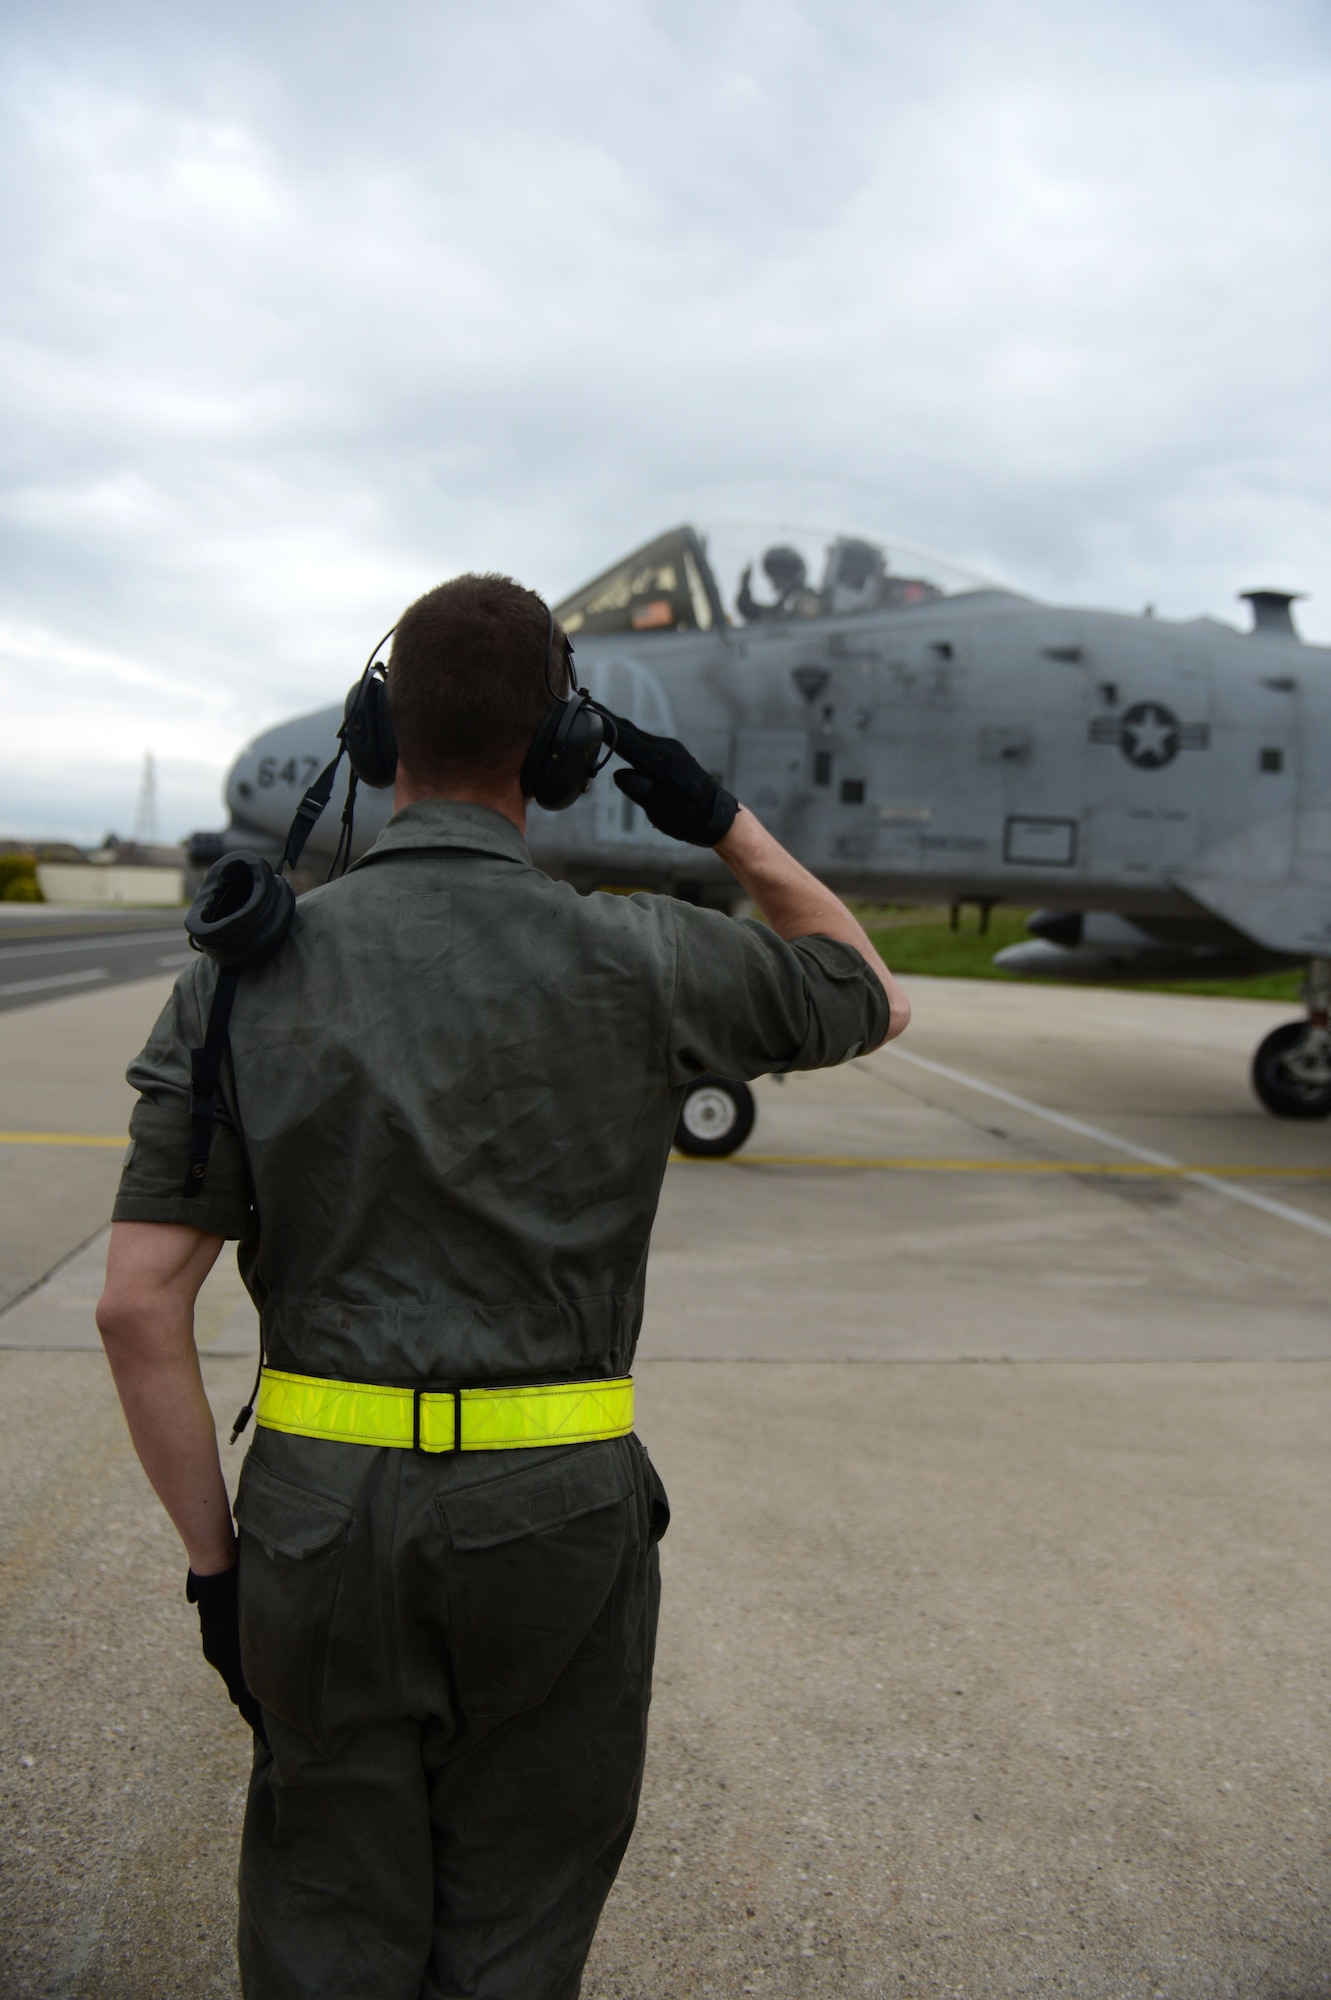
top-left (114, 800), bottom-right (889, 2000)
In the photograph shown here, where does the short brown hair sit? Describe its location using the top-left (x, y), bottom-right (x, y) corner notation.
top-left (387, 573), bottom-right (561, 784)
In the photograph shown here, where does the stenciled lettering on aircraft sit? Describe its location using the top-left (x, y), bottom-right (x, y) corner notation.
top-left (1087, 702), bottom-right (1210, 771)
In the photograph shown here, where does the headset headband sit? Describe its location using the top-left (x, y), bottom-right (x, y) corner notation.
top-left (542, 606), bottom-right (574, 700)
top-left (284, 598), bottom-right (619, 870)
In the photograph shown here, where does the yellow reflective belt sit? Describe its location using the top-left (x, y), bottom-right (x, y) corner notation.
top-left (255, 1368), bottom-right (634, 1453)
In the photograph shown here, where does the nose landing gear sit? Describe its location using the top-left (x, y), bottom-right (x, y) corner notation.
top-left (1252, 958), bottom-right (1331, 1119)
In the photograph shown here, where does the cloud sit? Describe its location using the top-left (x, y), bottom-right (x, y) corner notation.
top-left (1, 0), bottom-right (1329, 837)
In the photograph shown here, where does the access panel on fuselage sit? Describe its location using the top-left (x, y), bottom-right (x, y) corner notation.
top-left (863, 606), bottom-right (1089, 904)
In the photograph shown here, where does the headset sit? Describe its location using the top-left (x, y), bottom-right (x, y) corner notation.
top-left (335, 608), bottom-right (618, 815)
top-left (190, 601), bottom-right (613, 937)
top-left (290, 604), bottom-right (617, 873)
top-left (521, 611), bottom-right (619, 810)
top-left (342, 643), bottom-right (399, 793)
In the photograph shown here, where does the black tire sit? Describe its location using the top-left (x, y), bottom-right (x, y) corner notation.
top-left (1251, 1021), bottom-right (1331, 1119)
top-left (674, 1075), bottom-right (756, 1157)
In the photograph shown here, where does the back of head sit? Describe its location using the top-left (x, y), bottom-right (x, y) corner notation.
top-left (388, 574), bottom-right (558, 788)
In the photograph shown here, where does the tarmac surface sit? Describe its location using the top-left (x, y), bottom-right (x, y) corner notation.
top-left (0, 907), bottom-right (188, 1017)
top-left (1, 969), bottom-right (1329, 1997)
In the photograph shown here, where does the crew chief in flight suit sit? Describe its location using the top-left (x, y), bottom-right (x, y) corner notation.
top-left (96, 573), bottom-right (910, 2000)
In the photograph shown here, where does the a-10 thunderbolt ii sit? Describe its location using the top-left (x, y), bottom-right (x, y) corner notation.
top-left (193, 520), bottom-right (1331, 1153)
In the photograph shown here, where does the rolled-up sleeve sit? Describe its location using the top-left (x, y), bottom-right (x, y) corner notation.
top-left (665, 905), bottom-right (889, 1085)
top-left (111, 963), bottom-right (253, 1237)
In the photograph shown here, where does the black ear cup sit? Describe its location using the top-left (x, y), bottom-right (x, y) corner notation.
top-left (520, 692), bottom-right (608, 811)
top-left (343, 668), bottom-right (398, 789)
top-left (519, 705), bottom-right (564, 802)
top-left (186, 853), bottom-right (296, 968)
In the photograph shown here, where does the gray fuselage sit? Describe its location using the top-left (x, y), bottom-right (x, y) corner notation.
top-left (221, 588), bottom-right (1330, 960)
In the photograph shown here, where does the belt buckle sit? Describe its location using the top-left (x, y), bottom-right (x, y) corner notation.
top-left (413, 1385), bottom-right (463, 1454)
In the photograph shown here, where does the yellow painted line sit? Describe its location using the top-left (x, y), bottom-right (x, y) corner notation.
top-left (0, 1131), bottom-right (126, 1149)
top-left (672, 1152), bottom-right (1331, 1179)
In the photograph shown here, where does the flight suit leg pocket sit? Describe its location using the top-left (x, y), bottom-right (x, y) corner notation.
top-left (234, 1455), bottom-right (353, 1739)
top-left (438, 1444), bottom-right (633, 1721)
top-left (638, 1441), bottom-right (670, 1544)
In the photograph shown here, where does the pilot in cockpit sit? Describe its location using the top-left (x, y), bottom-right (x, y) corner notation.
top-left (823, 537), bottom-right (887, 616)
top-left (736, 545), bottom-right (822, 622)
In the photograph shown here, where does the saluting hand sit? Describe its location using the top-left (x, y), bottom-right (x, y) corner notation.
top-left (610, 716), bottom-right (739, 848)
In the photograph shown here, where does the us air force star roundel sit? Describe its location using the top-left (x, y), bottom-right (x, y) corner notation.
top-left (1087, 702), bottom-right (1209, 767)
top-left (1119, 701), bottom-right (1180, 769)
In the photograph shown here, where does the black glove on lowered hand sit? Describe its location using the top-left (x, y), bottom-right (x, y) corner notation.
top-left (611, 715), bottom-right (739, 848)
top-left (186, 1564), bottom-right (267, 1742)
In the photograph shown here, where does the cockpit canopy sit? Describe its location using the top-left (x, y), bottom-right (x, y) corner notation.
top-left (554, 528), bottom-right (721, 637)
top-left (554, 522), bottom-right (988, 638)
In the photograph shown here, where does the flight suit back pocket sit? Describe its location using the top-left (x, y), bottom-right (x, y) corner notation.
top-left (438, 1445), bottom-right (633, 1721)
top-left (234, 1455), bottom-right (352, 1738)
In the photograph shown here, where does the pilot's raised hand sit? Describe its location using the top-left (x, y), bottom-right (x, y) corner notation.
top-left (611, 715), bottom-right (739, 847)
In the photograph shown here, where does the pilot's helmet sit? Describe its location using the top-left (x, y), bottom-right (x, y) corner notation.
top-left (833, 538), bottom-right (879, 591)
top-left (762, 545), bottom-right (807, 594)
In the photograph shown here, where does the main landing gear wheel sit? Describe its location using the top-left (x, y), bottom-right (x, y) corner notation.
top-left (674, 1075), bottom-right (756, 1157)
top-left (1251, 1021), bottom-right (1331, 1119)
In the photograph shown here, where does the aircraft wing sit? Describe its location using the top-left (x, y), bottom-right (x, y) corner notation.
top-left (1175, 869), bottom-right (1331, 958)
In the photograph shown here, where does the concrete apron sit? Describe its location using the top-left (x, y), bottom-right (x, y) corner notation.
top-left (0, 972), bottom-right (1328, 1997)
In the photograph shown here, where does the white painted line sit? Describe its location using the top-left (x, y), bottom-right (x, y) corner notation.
top-left (885, 1046), bottom-right (1331, 1244)
top-left (0, 931), bottom-right (181, 963)
top-left (0, 969), bottom-right (109, 998)
top-left (157, 953), bottom-right (194, 968)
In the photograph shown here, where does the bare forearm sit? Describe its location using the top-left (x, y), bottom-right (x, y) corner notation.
top-left (103, 1323), bottom-right (235, 1571)
top-left (715, 806), bottom-right (910, 1042)
top-left (98, 1221), bottom-right (233, 1575)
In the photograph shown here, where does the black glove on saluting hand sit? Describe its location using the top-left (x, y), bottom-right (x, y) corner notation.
top-left (611, 715), bottom-right (739, 848)
top-left (186, 1564), bottom-right (267, 1743)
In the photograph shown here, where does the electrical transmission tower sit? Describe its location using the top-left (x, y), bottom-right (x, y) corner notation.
top-left (133, 751), bottom-right (160, 846)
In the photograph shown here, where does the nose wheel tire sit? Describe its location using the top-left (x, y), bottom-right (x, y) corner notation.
top-left (1251, 1021), bottom-right (1331, 1119)
top-left (674, 1075), bottom-right (756, 1157)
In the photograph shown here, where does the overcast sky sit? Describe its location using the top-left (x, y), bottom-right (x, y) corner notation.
top-left (3, 0), bottom-right (1329, 841)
